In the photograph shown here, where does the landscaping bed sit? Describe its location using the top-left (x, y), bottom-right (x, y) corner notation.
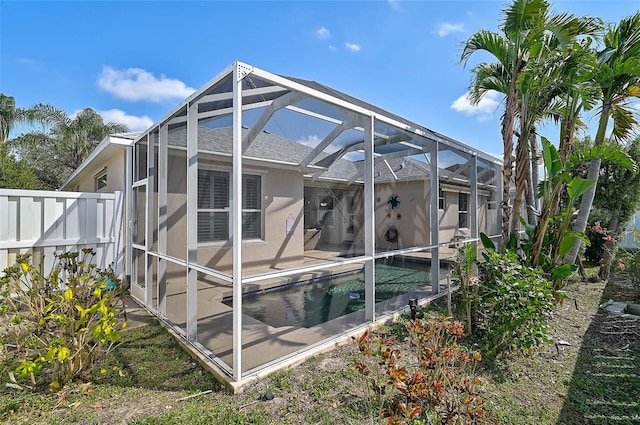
top-left (1, 270), bottom-right (638, 424)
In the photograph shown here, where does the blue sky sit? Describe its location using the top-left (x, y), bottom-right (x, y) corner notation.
top-left (1, 0), bottom-right (638, 157)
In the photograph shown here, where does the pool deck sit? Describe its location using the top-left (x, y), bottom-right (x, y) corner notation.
top-left (193, 246), bottom-right (457, 301)
top-left (129, 246), bottom-right (456, 392)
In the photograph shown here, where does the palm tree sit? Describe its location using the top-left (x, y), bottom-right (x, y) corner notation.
top-left (53, 108), bottom-right (127, 171)
top-left (461, 0), bottom-right (598, 245)
top-left (515, 38), bottom-right (600, 230)
top-left (565, 12), bottom-right (640, 265)
top-left (0, 94), bottom-right (18, 144)
top-left (10, 108), bottom-right (127, 189)
top-left (0, 94), bottom-right (66, 144)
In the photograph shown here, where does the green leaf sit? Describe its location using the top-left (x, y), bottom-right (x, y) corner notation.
top-left (558, 235), bottom-right (576, 257)
top-left (480, 233), bottom-right (496, 251)
top-left (551, 264), bottom-right (577, 280)
top-left (45, 347), bottom-right (57, 362)
top-left (75, 305), bottom-right (88, 318)
top-left (597, 46), bottom-right (616, 63)
top-left (530, 40), bottom-right (542, 57)
top-left (566, 230), bottom-right (590, 246)
top-left (465, 243), bottom-right (478, 266)
top-left (57, 347), bottom-right (71, 361)
top-left (506, 233), bottom-right (519, 251)
top-left (566, 177), bottom-right (596, 199)
top-left (63, 288), bottom-right (73, 301)
top-left (568, 144), bottom-right (637, 173)
top-left (541, 137), bottom-right (563, 179)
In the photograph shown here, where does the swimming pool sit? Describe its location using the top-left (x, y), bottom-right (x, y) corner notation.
top-left (230, 258), bottom-right (443, 328)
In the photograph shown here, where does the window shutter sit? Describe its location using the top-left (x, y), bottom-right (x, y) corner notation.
top-left (213, 212), bottom-right (229, 240)
top-left (198, 211), bottom-right (229, 242)
top-left (213, 172), bottom-right (229, 209)
top-left (242, 212), bottom-right (260, 239)
top-left (197, 170), bottom-right (211, 208)
top-left (243, 175), bottom-right (261, 209)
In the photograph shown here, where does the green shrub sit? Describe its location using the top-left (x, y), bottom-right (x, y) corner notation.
top-left (451, 244), bottom-right (478, 336)
top-left (0, 249), bottom-right (126, 391)
top-left (476, 249), bottom-right (555, 357)
top-left (616, 248), bottom-right (640, 302)
top-left (354, 317), bottom-right (490, 425)
top-left (584, 222), bottom-right (611, 264)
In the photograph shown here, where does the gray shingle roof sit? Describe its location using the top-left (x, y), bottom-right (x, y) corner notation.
top-left (167, 125), bottom-right (360, 180)
top-left (164, 125), bottom-right (484, 186)
top-left (373, 157), bottom-right (431, 182)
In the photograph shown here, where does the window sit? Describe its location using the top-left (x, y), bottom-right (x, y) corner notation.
top-left (95, 168), bottom-right (108, 191)
top-left (318, 196), bottom-right (334, 229)
top-left (242, 174), bottom-right (262, 239)
top-left (458, 192), bottom-right (469, 229)
top-left (134, 141), bottom-right (147, 181)
top-left (198, 170), bottom-right (229, 242)
top-left (438, 188), bottom-right (444, 210)
top-left (197, 170), bottom-right (262, 242)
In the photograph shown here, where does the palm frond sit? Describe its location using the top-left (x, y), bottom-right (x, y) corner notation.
top-left (469, 62), bottom-right (509, 104)
top-left (568, 144), bottom-right (637, 173)
top-left (460, 30), bottom-right (512, 69)
top-left (611, 104), bottom-right (639, 141)
top-left (502, 0), bottom-right (549, 38)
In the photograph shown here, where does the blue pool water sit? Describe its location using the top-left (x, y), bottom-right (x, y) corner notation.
top-left (230, 258), bottom-right (440, 328)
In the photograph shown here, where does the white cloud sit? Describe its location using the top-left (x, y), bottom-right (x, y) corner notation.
top-left (97, 66), bottom-right (195, 102)
top-left (329, 45), bottom-right (337, 51)
top-left (388, 0), bottom-right (399, 10)
top-left (345, 42), bottom-right (361, 52)
top-left (317, 27), bottom-right (331, 39)
top-left (297, 135), bottom-right (340, 153)
top-left (297, 135), bottom-right (322, 147)
top-left (451, 90), bottom-right (501, 122)
top-left (98, 109), bottom-right (154, 131)
top-left (435, 23), bottom-right (464, 37)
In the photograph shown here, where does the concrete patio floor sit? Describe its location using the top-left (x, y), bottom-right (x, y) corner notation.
top-left (128, 247), bottom-right (455, 390)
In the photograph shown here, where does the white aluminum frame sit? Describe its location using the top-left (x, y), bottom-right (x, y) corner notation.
top-left (127, 60), bottom-right (503, 385)
top-left (231, 63), bottom-right (244, 381)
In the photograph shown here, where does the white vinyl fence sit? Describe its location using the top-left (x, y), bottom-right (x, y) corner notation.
top-left (0, 189), bottom-right (125, 277)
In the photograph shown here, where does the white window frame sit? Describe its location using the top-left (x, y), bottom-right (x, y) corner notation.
top-left (241, 174), bottom-right (263, 241)
top-left (458, 192), bottom-right (469, 229)
top-left (197, 168), bottom-right (263, 243)
top-left (94, 168), bottom-right (108, 191)
top-left (198, 169), bottom-right (230, 243)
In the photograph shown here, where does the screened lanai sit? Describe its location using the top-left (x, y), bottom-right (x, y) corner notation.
top-left (127, 61), bottom-right (502, 388)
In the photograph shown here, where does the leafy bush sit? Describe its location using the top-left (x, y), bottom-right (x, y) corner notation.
top-left (354, 317), bottom-right (491, 425)
top-left (451, 244), bottom-right (479, 336)
top-left (584, 222), bottom-right (612, 263)
top-left (615, 248), bottom-right (640, 302)
top-left (476, 249), bottom-right (555, 357)
top-left (0, 249), bottom-right (126, 391)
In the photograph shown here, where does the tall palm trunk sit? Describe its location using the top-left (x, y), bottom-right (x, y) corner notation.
top-left (527, 130), bottom-right (539, 226)
top-left (511, 134), bottom-right (530, 232)
top-left (565, 103), bottom-right (611, 264)
top-left (501, 84), bottom-right (518, 246)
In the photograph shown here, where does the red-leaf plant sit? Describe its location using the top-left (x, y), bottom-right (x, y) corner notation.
top-left (354, 316), bottom-right (495, 425)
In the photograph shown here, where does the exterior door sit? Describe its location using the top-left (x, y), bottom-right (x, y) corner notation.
top-left (343, 194), bottom-right (355, 242)
top-left (130, 182), bottom-right (147, 299)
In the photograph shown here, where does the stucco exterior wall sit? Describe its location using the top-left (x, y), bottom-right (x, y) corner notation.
top-left (374, 180), bottom-right (496, 249)
top-left (162, 150), bottom-right (304, 273)
top-left (74, 151), bottom-right (127, 193)
top-left (197, 166), bottom-right (304, 273)
top-left (374, 179), bottom-right (431, 249)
